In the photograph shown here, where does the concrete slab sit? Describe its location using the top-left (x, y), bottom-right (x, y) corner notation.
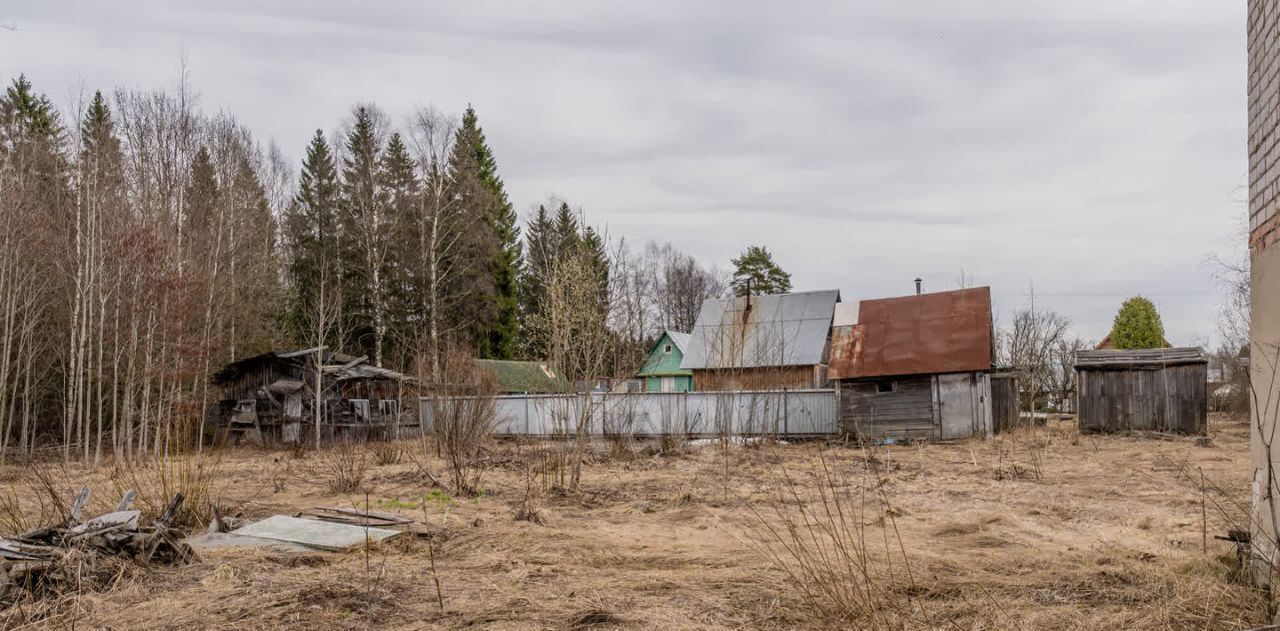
top-left (229, 515), bottom-right (401, 551)
top-left (186, 532), bottom-right (315, 552)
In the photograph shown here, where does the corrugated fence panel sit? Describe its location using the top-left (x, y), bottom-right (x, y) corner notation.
top-left (420, 389), bottom-right (836, 437)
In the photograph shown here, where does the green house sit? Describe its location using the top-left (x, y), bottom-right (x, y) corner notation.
top-left (637, 331), bottom-right (693, 392)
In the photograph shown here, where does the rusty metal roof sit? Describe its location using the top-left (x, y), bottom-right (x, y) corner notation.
top-left (828, 287), bottom-right (993, 380)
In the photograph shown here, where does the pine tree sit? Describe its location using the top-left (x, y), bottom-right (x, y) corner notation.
top-left (731, 245), bottom-right (792, 296)
top-left (451, 106), bottom-right (520, 359)
top-left (1109, 296), bottom-right (1166, 349)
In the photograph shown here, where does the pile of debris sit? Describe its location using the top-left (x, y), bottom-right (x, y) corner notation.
top-left (0, 488), bottom-right (196, 598)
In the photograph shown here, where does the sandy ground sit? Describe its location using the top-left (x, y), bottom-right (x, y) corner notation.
top-left (0, 414), bottom-right (1268, 630)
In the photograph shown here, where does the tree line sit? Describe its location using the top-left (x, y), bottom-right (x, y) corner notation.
top-left (0, 74), bottom-right (728, 460)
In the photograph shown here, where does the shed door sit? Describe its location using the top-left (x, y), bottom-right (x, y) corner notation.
top-left (938, 373), bottom-right (982, 440)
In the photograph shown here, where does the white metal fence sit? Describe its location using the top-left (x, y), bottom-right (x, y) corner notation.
top-left (419, 389), bottom-right (837, 437)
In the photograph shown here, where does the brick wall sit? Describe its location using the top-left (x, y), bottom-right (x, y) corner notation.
top-left (1251, 0), bottom-right (1280, 249)
top-left (1250, 0), bottom-right (1280, 590)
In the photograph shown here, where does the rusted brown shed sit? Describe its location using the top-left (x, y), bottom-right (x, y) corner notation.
top-left (830, 287), bottom-right (1002, 441)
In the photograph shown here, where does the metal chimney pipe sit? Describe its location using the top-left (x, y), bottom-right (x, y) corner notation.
top-left (914, 278), bottom-right (922, 295)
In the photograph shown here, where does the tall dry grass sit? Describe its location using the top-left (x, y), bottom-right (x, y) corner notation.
top-left (745, 448), bottom-right (926, 628)
top-left (108, 450), bottom-right (223, 530)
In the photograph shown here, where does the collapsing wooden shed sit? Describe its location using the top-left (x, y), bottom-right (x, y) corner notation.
top-left (212, 347), bottom-right (414, 445)
top-left (1074, 348), bottom-right (1207, 434)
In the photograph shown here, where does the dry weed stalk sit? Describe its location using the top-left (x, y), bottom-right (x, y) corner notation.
top-left (746, 448), bottom-right (923, 628)
top-left (513, 463), bottom-right (546, 525)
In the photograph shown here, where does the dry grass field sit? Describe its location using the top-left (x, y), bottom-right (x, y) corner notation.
top-left (0, 414), bottom-right (1269, 630)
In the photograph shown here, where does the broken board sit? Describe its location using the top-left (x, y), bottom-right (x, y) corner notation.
top-left (229, 515), bottom-right (400, 551)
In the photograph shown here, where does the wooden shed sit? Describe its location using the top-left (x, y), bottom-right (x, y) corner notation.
top-left (1074, 348), bottom-right (1208, 434)
top-left (212, 347), bottom-right (414, 445)
top-left (829, 287), bottom-right (996, 441)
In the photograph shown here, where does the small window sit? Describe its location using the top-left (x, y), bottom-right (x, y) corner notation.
top-left (876, 381), bottom-right (894, 393)
top-left (663, 344), bottom-right (673, 354)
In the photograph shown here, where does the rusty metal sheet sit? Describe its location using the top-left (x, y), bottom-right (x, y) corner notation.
top-left (829, 287), bottom-right (992, 380)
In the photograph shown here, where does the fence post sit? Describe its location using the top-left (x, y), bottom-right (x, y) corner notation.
top-left (525, 392), bottom-right (530, 435)
top-left (784, 388), bottom-right (789, 437)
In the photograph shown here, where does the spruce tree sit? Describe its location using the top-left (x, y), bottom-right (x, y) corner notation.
top-left (340, 105), bottom-right (391, 364)
top-left (553, 201), bottom-right (581, 253)
top-left (184, 146), bottom-right (219, 254)
top-left (283, 130), bottom-right (343, 343)
top-left (378, 131), bottom-right (418, 366)
top-left (78, 91), bottom-right (125, 212)
top-left (452, 106), bottom-right (520, 359)
top-left (1108, 296), bottom-right (1166, 349)
top-left (519, 204), bottom-right (555, 358)
top-left (731, 245), bottom-right (792, 296)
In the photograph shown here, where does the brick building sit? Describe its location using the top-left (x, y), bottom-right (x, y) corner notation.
top-left (1249, 0), bottom-right (1280, 582)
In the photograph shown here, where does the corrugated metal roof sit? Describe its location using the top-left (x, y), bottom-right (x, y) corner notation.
top-left (1074, 347), bottom-right (1207, 368)
top-left (833, 302), bottom-right (858, 327)
top-left (680, 290), bottom-right (840, 370)
top-left (214, 348), bottom-right (411, 384)
top-left (476, 359), bottom-right (571, 393)
top-left (666, 331), bottom-right (692, 355)
top-left (329, 364), bottom-right (411, 381)
top-left (829, 287), bottom-right (993, 380)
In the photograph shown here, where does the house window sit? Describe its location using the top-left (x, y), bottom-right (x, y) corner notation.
top-left (664, 344), bottom-right (673, 354)
top-left (661, 376), bottom-right (676, 392)
top-left (876, 381), bottom-right (894, 393)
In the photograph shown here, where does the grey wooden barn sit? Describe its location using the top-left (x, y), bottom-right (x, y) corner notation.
top-left (1074, 348), bottom-right (1208, 434)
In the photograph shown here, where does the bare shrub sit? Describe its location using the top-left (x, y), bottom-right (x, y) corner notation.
top-left (318, 441), bottom-right (369, 495)
top-left (746, 449), bottom-right (922, 627)
top-left (429, 346), bottom-right (499, 496)
top-left (109, 452), bottom-right (222, 530)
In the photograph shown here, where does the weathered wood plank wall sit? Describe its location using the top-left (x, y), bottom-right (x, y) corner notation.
top-left (990, 373), bottom-right (1021, 433)
top-left (1077, 364), bottom-right (1207, 434)
top-left (838, 375), bottom-right (937, 439)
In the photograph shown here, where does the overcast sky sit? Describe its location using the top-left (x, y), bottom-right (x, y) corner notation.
top-left (0, 1), bottom-right (1248, 345)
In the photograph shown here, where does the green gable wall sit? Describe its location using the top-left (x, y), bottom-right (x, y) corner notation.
top-left (638, 332), bottom-right (693, 392)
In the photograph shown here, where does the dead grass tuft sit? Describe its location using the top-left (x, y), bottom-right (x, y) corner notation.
top-left (368, 441), bottom-right (404, 466)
